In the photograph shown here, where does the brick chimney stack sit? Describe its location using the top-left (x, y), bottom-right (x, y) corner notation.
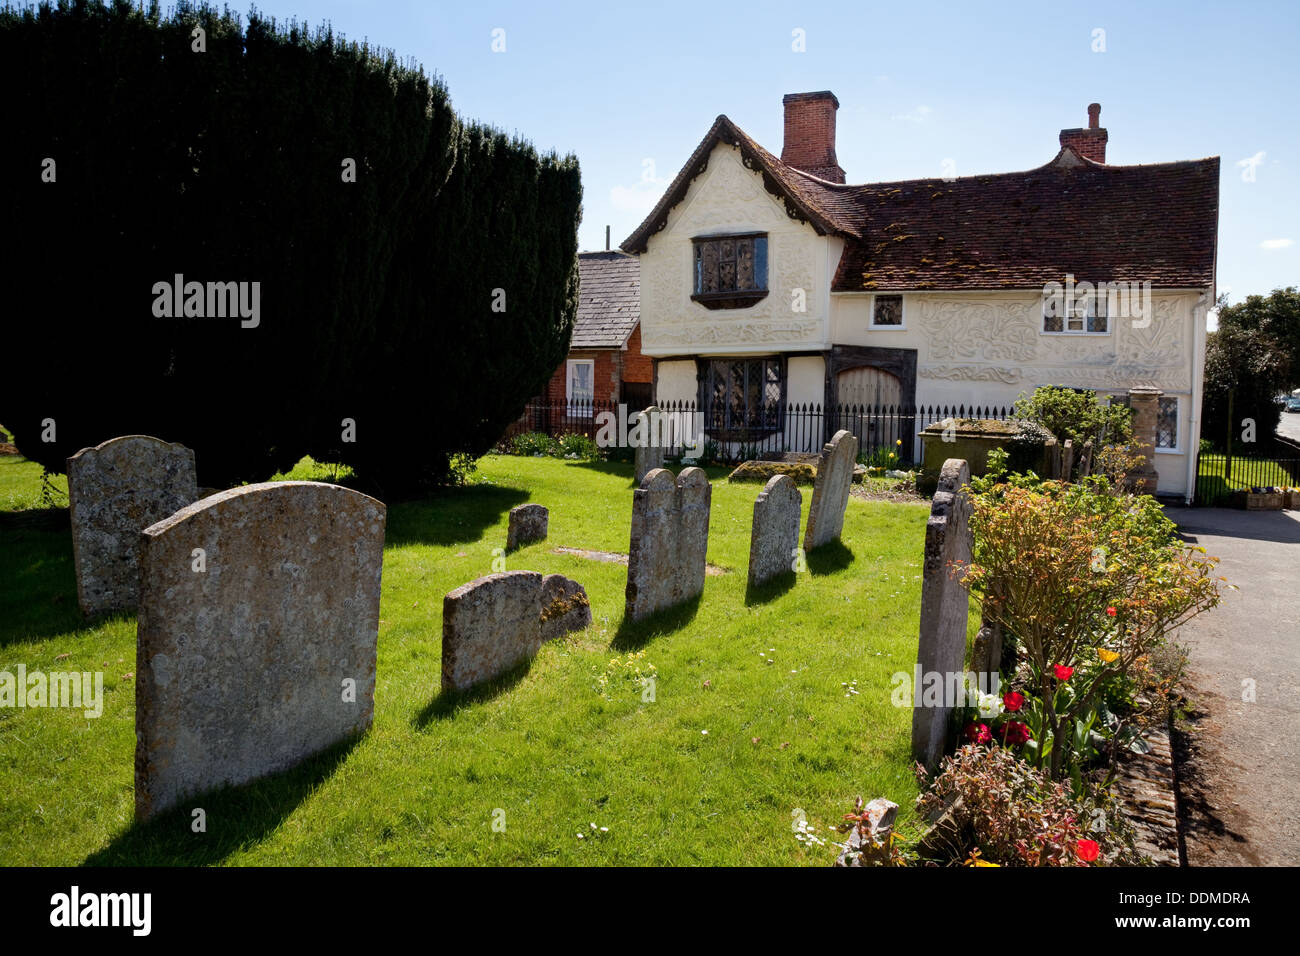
top-left (781, 91), bottom-right (846, 183)
top-left (1059, 103), bottom-right (1107, 163)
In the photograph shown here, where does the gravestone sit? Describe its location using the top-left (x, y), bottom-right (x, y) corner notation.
top-left (539, 572), bottom-right (593, 643)
top-left (67, 435), bottom-right (198, 617)
top-left (803, 429), bottom-right (858, 551)
top-left (442, 570), bottom-right (590, 691)
top-left (135, 481), bottom-right (386, 821)
top-left (625, 467), bottom-right (711, 621)
top-left (506, 503), bottom-right (548, 551)
top-left (632, 406), bottom-right (665, 484)
top-left (748, 474), bottom-right (801, 588)
top-left (911, 458), bottom-right (974, 771)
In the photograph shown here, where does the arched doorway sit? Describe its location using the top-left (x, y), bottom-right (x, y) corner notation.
top-left (835, 366), bottom-right (905, 458)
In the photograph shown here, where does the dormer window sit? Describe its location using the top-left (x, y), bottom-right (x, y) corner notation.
top-left (691, 233), bottom-right (769, 309)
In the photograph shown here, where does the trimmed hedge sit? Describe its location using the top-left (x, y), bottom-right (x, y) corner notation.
top-left (0, 1), bottom-right (581, 495)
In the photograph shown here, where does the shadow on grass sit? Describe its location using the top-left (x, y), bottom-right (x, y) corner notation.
top-left (806, 539), bottom-right (854, 575)
top-left (384, 484), bottom-right (530, 548)
top-left (0, 517), bottom-right (85, 647)
top-left (610, 594), bottom-right (702, 651)
top-left (413, 657), bottom-right (534, 728)
top-left (744, 571), bottom-right (796, 606)
top-left (82, 736), bottom-right (359, 866)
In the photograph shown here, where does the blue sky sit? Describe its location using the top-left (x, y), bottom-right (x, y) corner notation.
top-left (261, 0), bottom-right (1295, 304)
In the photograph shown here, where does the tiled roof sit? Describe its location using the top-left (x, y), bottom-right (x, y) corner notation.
top-left (622, 117), bottom-right (1219, 291)
top-left (573, 251), bottom-right (639, 349)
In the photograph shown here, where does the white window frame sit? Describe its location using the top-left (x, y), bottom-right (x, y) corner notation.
top-left (869, 293), bottom-right (907, 330)
top-left (1154, 395), bottom-right (1181, 454)
top-left (566, 359), bottom-right (595, 417)
top-left (1041, 289), bottom-right (1112, 336)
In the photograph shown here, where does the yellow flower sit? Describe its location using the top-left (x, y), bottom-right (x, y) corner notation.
top-left (1097, 649), bottom-right (1120, 663)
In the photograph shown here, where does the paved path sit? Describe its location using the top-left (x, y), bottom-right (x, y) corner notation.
top-left (1162, 506), bottom-right (1300, 866)
top-left (1276, 409), bottom-right (1300, 445)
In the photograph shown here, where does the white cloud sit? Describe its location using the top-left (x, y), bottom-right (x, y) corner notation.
top-left (1260, 238), bottom-right (1294, 250)
top-left (891, 105), bottom-right (933, 124)
top-left (1237, 150), bottom-right (1266, 169)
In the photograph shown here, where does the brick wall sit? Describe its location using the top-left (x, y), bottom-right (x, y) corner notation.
top-left (623, 326), bottom-right (652, 384)
top-left (540, 323), bottom-right (650, 405)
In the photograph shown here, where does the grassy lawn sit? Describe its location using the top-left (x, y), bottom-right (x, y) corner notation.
top-left (1196, 452), bottom-right (1300, 503)
top-left (0, 451), bottom-right (961, 866)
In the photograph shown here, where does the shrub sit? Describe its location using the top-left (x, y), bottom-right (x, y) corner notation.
top-left (961, 476), bottom-right (1224, 780)
top-left (510, 432), bottom-right (559, 457)
top-left (917, 744), bottom-right (1143, 866)
top-left (1013, 386), bottom-right (1133, 447)
top-left (1, 1), bottom-right (581, 495)
top-left (557, 433), bottom-right (600, 459)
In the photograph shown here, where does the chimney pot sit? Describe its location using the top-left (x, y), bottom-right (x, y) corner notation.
top-left (1059, 103), bottom-right (1108, 164)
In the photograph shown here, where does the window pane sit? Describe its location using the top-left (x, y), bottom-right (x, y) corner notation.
top-left (1043, 310), bottom-right (1063, 333)
top-left (754, 237), bottom-right (768, 290)
top-left (1157, 397), bottom-right (1178, 448)
top-left (736, 238), bottom-right (754, 290)
top-left (719, 257), bottom-right (736, 291)
top-left (873, 295), bottom-right (902, 326)
top-left (1088, 292), bottom-right (1108, 332)
top-left (701, 242), bottom-right (719, 293)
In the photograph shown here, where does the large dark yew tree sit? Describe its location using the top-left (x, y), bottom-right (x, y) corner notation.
top-left (0, 0), bottom-right (581, 496)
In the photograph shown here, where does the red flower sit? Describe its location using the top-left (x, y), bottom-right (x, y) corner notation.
top-left (1106, 606), bottom-right (1117, 617)
top-left (1075, 839), bottom-right (1101, 863)
top-left (999, 721), bottom-right (1032, 746)
top-left (1002, 691), bottom-right (1025, 712)
top-left (964, 722), bottom-right (992, 745)
top-left (1053, 665), bottom-right (1075, 681)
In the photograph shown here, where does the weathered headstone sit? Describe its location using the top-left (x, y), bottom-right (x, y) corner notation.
top-left (632, 406), bottom-right (665, 484)
top-left (625, 467), bottom-right (711, 621)
top-left (539, 572), bottom-right (592, 643)
top-left (748, 474), bottom-right (801, 588)
top-left (803, 429), bottom-right (858, 551)
top-left (67, 435), bottom-right (198, 617)
top-left (506, 503), bottom-right (548, 551)
top-left (135, 481), bottom-right (386, 821)
top-left (442, 571), bottom-right (589, 692)
top-left (911, 458), bottom-right (974, 771)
